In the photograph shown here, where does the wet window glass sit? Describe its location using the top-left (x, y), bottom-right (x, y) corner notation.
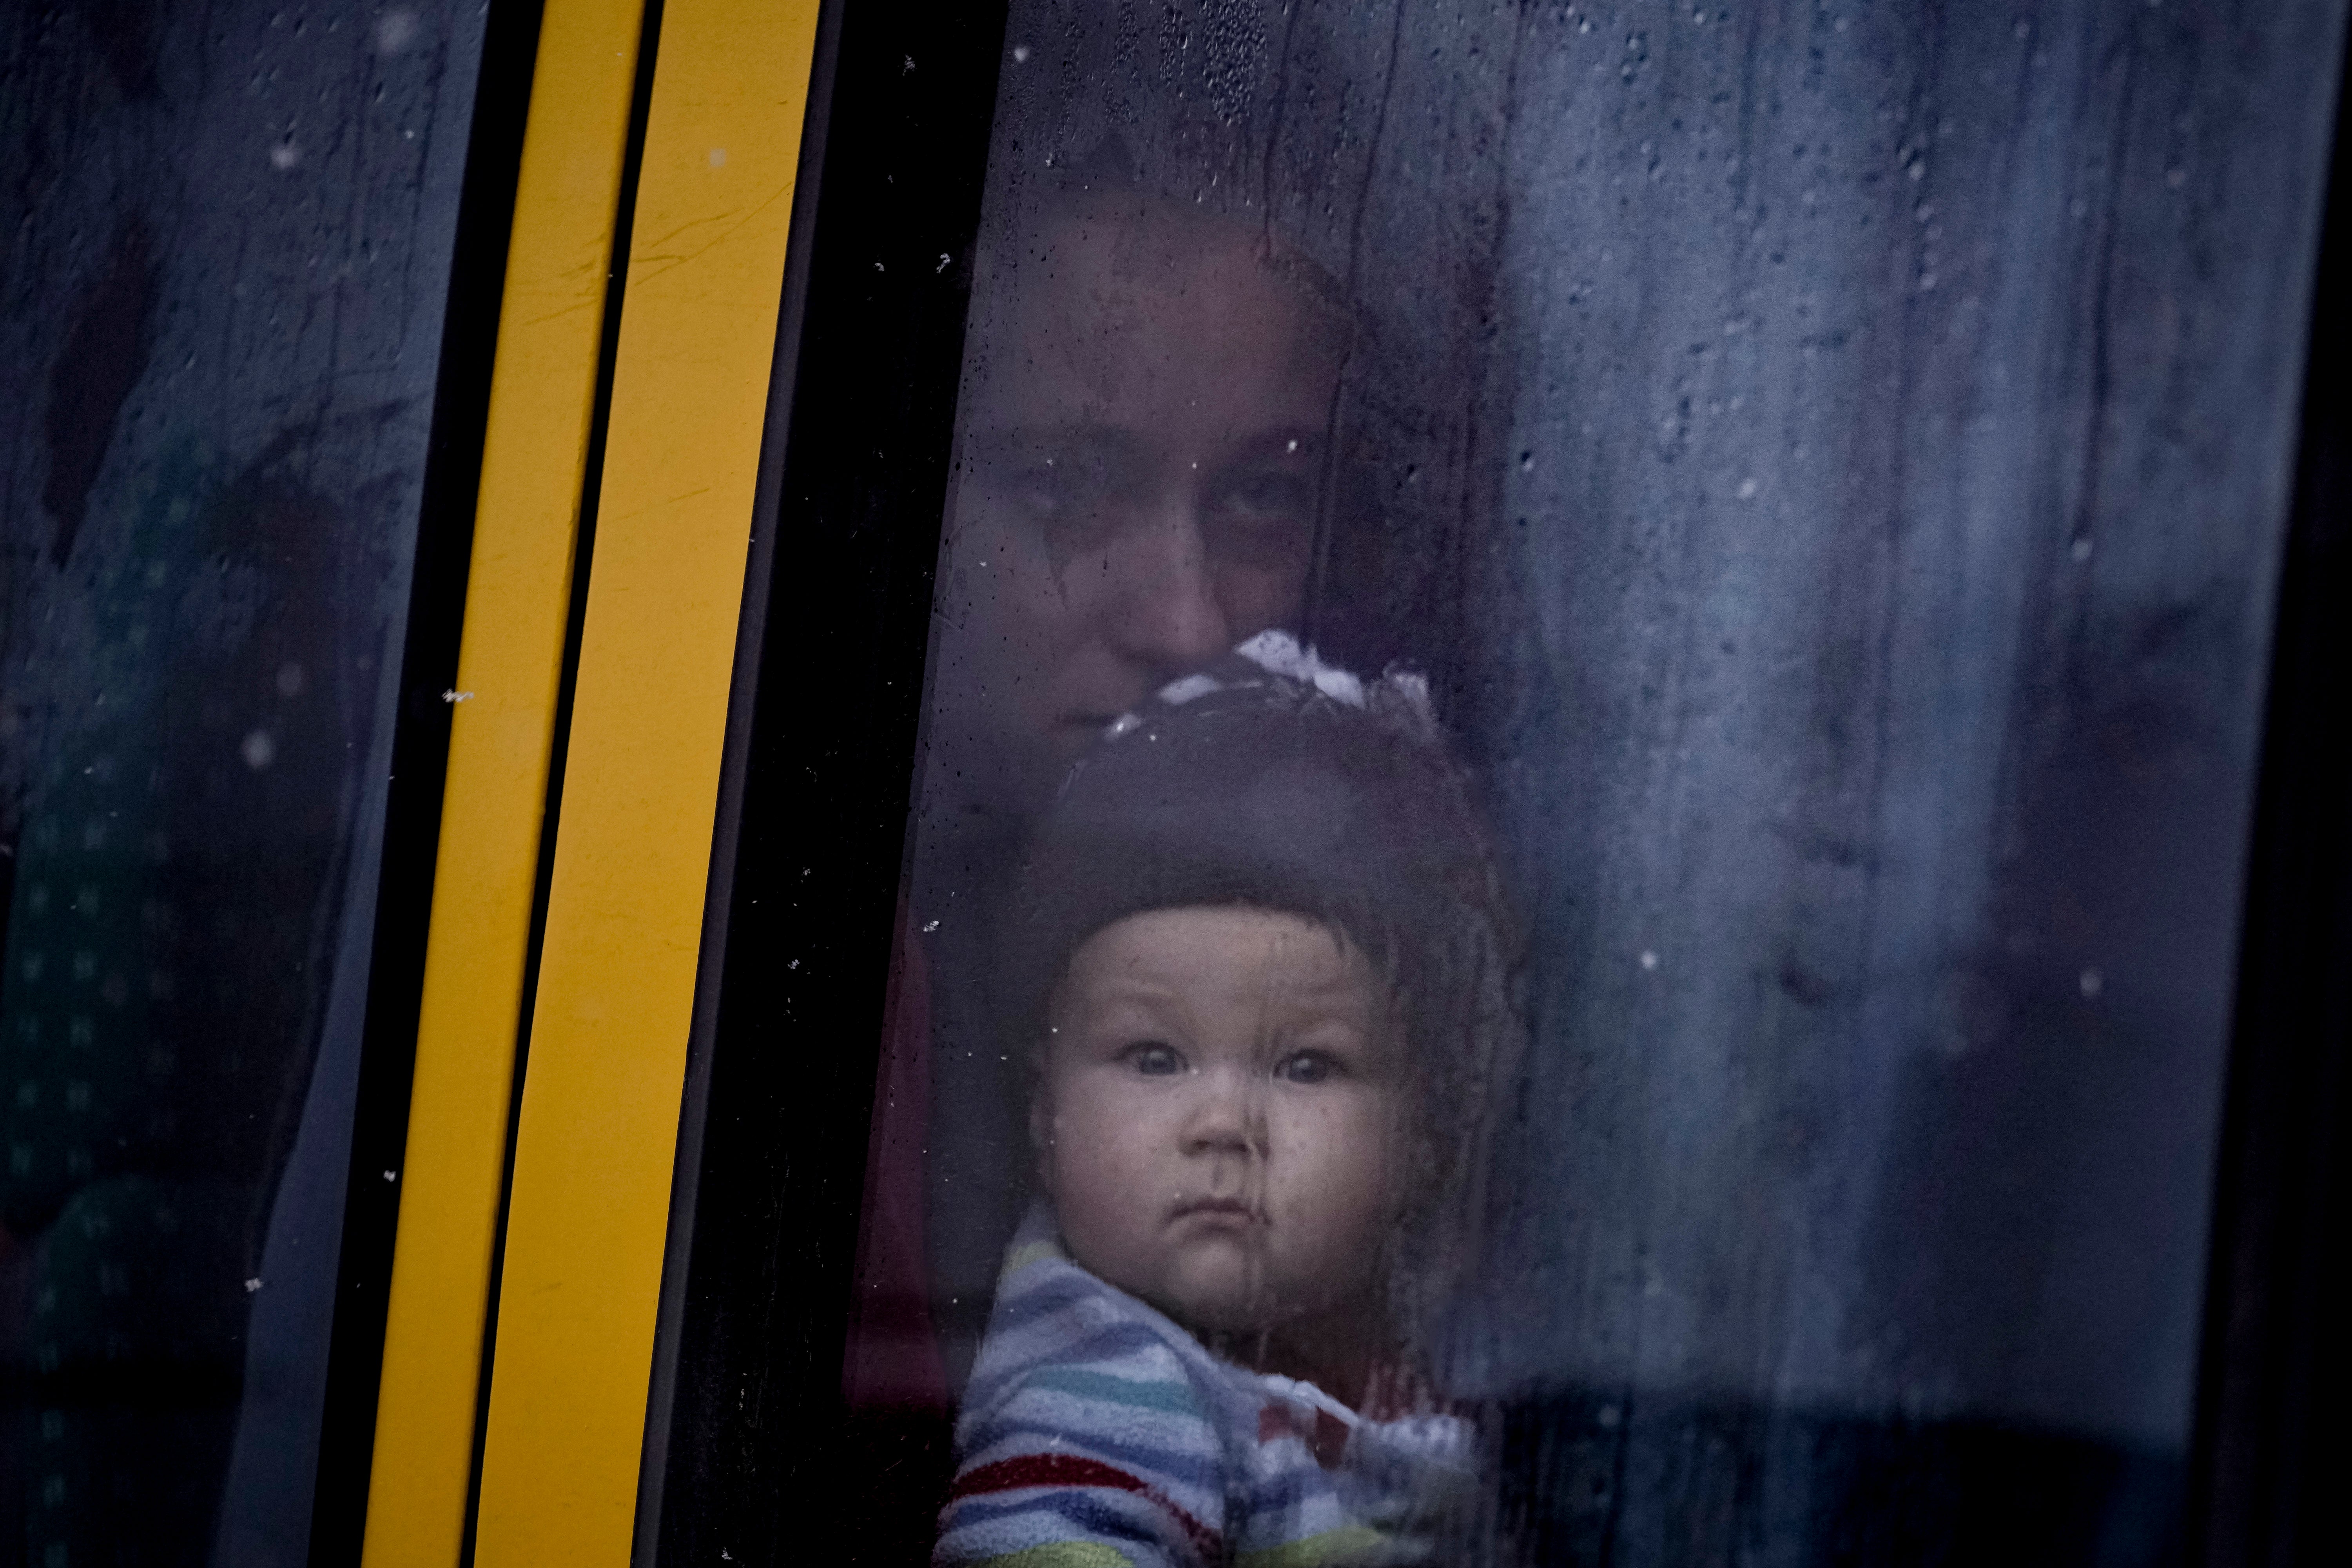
top-left (1, 4), bottom-right (495, 1561)
top-left (655, 3), bottom-right (2345, 1564)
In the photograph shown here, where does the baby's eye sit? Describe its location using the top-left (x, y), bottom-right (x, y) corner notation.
top-left (1274, 1050), bottom-right (1339, 1085)
top-left (1126, 1042), bottom-right (1184, 1077)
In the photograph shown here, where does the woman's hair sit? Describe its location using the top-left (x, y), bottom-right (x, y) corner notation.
top-left (1035, 138), bottom-right (1362, 326)
top-left (1002, 634), bottom-right (1525, 1352)
top-left (967, 136), bottom-right (1363, 378)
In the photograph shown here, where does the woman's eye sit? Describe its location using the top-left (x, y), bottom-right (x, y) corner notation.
top-left (1128, 1042), bottom-right (1183, 1076)
top-left (1204, 474), bottom-right (1315, 567)
top-left (1000, 458), bottom-right (1120, 559)
top-left (1275, 1050), bottom-right (1337, 1084)
top-left (1007, 466), bottom-right (1066, 520)
top-left (1218, 471), bottom-right (1312, 520)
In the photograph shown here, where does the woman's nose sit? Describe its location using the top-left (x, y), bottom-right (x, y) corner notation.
top-left (1103, 502), bottom-right (1233, 677)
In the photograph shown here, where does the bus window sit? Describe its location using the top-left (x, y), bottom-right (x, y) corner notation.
top-left (0, 3), bottom-right (511, 1561)
top-left (648, 4), bottom-right (2346, 1564)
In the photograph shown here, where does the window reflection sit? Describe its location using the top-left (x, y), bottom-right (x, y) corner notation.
top-left (0, 2), bottom-right (489, 1559)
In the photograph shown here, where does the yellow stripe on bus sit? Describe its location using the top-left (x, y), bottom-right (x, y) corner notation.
top-left (468, 1), bottom-right (823, 1562)
top-left (362, 4), bottom-right (649, 1565)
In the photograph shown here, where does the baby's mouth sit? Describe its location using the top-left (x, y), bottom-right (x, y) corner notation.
top-left (1169, 1195), bottom-right (1259, 1225)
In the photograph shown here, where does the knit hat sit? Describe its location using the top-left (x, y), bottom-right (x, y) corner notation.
top-left (1002, 633), bottom-right (1523, 1340)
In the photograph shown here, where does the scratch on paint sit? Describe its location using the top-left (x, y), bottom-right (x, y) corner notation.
top-left (628, 179), bottom-right (796, 289)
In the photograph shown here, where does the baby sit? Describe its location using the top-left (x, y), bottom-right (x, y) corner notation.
top-left (934, 634), bottom-right (1520, 1568)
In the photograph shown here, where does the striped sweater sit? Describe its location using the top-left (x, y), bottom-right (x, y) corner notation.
top-left (934, 1207), bottom-right (1475, 1568)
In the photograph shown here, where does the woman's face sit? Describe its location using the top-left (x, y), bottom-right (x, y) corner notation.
top-left (927, 206), bottom-right (1350, 814)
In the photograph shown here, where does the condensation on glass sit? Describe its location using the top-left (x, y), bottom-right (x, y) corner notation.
top-left (0, 4), bottom-right (485, 1561)
top-left (823, 2), bottom-right (2341, 1564)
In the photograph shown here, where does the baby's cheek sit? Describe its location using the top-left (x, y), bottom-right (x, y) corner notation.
top-left (1051, 1114), bottom-right (1150, 1236)
top-left (1298, 1100), bottom-right (1405, 1236)
top-left (1048, 1147), bottom-right (1119, 1267)
top-left (1054, 1091), bottom-right (1143, 1171)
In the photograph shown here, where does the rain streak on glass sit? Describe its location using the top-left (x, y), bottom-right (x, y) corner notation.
top-left (1, 2), bottom-right (491, 1559)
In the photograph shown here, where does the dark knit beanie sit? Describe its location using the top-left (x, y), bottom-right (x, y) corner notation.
top-left (1002, 633), bottom-right (1523, 1330)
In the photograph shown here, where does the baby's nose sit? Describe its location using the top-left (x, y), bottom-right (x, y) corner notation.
top-left (1180, 1068), bottom-right (1265, 1155)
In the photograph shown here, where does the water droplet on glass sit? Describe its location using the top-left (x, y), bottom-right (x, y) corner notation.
top-left (375, 9), bottom-right (419, 54)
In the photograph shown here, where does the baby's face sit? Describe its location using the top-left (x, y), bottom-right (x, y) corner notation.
top-left (1036, 906), bottom-right (1404, 1336)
